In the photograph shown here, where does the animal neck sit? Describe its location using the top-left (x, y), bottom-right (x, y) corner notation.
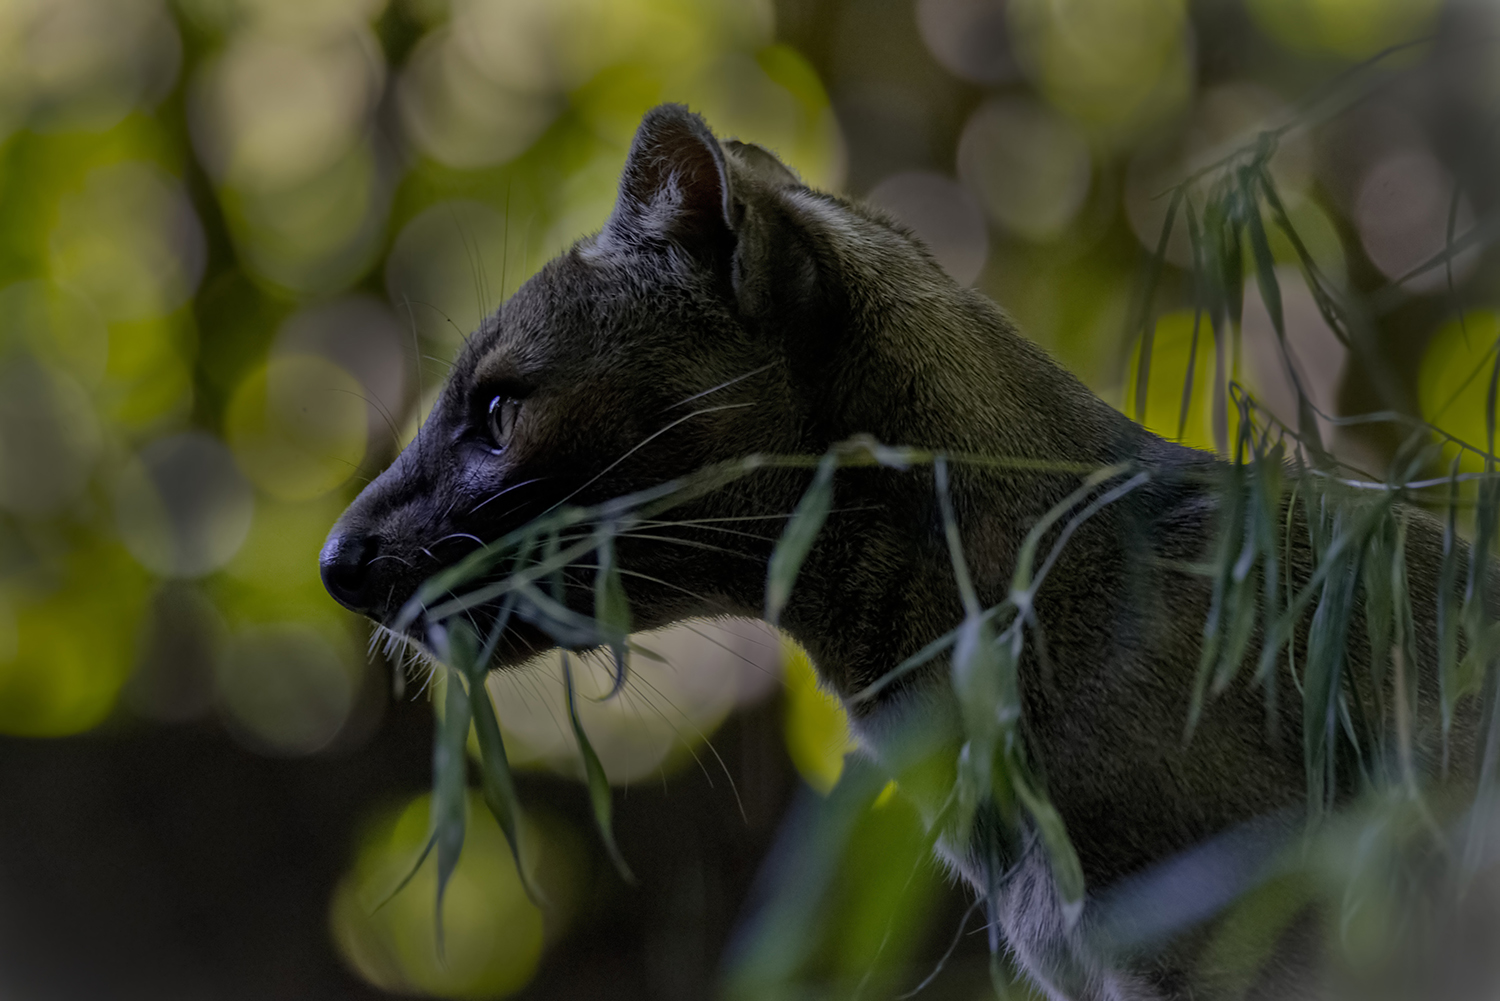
top-left (773, 241), bottom-right (1156, 719)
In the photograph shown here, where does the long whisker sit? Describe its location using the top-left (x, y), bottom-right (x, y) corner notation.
top-left (613, 531), bottom-right (763, 562)
top-left (629, 521), bottom-right (778, 544)
top-left (433, 532), bottom-right (486, 548)
top-left (572, 563), bottom-right (720, 607)
top-left (326, 386), bottom-right (406, 455)
top-left (680, 621), bottom-right (785, 684)
top-left (470, 477), bottom-right (553, 515)
top-left (662, 363), bottom-right (775, 412)
top-left (543, 402), bottom-right (755, 515)
top-left (622, 669), bottom-right (747, 823)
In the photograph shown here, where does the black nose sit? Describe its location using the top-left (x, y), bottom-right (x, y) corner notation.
top-left (320, 532), bottom-right (378, 614)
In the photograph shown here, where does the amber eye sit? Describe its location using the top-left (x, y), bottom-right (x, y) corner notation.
top-left (486, 395), bottom-right (520, 453)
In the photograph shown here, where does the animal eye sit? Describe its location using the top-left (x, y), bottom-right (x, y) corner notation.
top-left (486, 395), bottom-right (520, 453)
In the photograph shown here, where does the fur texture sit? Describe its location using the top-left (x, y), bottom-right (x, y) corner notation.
top-left (322, 105), bottom-right (1477, 1000)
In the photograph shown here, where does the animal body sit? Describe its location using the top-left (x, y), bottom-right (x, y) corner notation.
top-left (321, 105), bottom-right (1483, 999)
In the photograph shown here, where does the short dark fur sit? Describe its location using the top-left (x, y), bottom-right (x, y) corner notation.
top-left (323, 106), bottom-right (1476, 1000)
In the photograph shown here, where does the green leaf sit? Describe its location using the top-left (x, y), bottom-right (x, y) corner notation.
top-left (563, 654), bottom-right (635, 884)
top-left (765, 452), bottom-right (838, 625)
top-left (951, 615), bottom-right (1004, 763)
top-left (1242, 167), bottom-right (1325, 462)
top-left (1009, 748), bottom-right (1085, 927)
top-left (430, 653), bottom-right (472, 956)
top-left (467, 660), bottom-right (543, 907)
top-left (1131, 186), bottom-right (1184, 425)
top-left (1191, 464), bottom-right (1245, 733)
top-left (593, 527), bottom-right (633, 698)
top-left (1362, 516), bottom-right (1395, 764)
top-left (1302, 510), bottom-right (1362, 820)
top-left (936, 456), bottom-right (979, 614)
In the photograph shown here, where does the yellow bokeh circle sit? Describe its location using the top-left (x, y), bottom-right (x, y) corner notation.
top-left (226, 354), bottom-right (368, 501)
top-left (330, 792), bottom-right (547, 999)
top-left (0, 539), bottom-right (149, 737)
top-left (1418, 311), bottom-right (1500, 474)
top-left (1245, 0), bottom-right (1441, 60)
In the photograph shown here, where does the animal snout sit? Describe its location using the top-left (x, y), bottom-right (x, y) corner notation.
top-left (320, 532), bottom-right (380, 614)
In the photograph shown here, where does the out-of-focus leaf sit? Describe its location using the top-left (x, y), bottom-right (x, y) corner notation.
top-left (764, 452), bottom-right (837, 625)
top-left (593, 527), bottom-right (632, 698)
top-left (1130, 186), bottom-right (1184, 426)
top-left (1303, 510), bottom-right (1361, 820)
top-left (430, 648), bottom-right (472, 954)
top-left (448, 616), bottom-right (541, 907)
top-left (1242, 166), bottom-right (1325, 462)
top-left (563, 654), bottom-right (634, 884)
top-left (1010, 749), bottom-right (1085, 926)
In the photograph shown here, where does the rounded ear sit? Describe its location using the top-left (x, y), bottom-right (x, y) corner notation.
top-left (602, 104), bottom-right (733, 256)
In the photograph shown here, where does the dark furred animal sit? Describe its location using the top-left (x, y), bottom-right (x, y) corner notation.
top-left (321, 105), bottom-right (1478, 999)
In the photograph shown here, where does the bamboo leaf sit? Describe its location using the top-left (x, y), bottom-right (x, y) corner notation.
top-left (593, 527), bottom-right (632, 698)
top-left (1303, 511), bottom-right (1362, 820)
top-left (1191, 464), bottom-right (1245, 732)
top-left (452, 615), bottom-right (544, 907)
top-left (1179, 199), bottom-right (1206, 442)
top-left (1009, 748), bottom-right (1085, 927)
top-left (430, 655), bottom-right (472, 955)
top-left (1362, 516), bottom-right (1395, 766)
top-left (563, 654), bottom-right (635, 884)
top-left (1259, 171), bottom-right (1352, 348)
top-left (516, 583), bottom-right (607, 649)
top-left (1131, 186), bottom-right (1184, 424)
top-left (1242, 167), bottom-right (1325, 462)
top-left (764, 452), bottom-right (838, 625)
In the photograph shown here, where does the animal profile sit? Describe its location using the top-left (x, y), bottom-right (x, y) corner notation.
top-left (323, 104), bottom-right (1493, 1000)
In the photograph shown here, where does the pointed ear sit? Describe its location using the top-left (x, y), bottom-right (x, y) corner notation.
top-left (725, 140), bottom-right (801, 189)
top-left (602, 104), bottom-right (733, 254)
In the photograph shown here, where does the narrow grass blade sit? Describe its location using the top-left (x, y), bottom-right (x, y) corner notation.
top-left (516, 583), bottom-right (607, 649)
top-left (431, 659), bottom-right (471, 956)
top-left (1199, 194), bottom-right (1234, 455)
top-left (1259, 172), bottom-right (1352, 348)
top-left (1362, 516), bottom-right (1395, 767)
top-left (1191, 464), bottom-right (1245, 733)
top-left (593, 528), bottom-right (632, 698)
top-left (1251, 446), bottom-right (1285, 704)
top-left (459, 624), bottom-right (543, 905)
top-left (765, 452), bottom-right (837, 625)
top-left (936, 456), bottom-right (979, 614)
top-left (563, 654), bottom-right (635, 884)
top-left (369, 832), bottom-right (437, 915)
top-left (1241, 166), bottom-right (1324, 461)
top-left (1179, 200), bottom-right (1206, 442)
top-left (1303, 513), bottom-right (1361, 821)
top-left (1010, 747), bottom-right (1085, 926)
top-left (1131, 186), bottom-right (1184, 424)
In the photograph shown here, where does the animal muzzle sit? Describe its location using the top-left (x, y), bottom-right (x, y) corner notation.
top-left (319, 531), bottom-right (382, 616)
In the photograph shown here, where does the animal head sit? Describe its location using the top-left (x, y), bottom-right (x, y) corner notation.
top-left (319, 104), bottom-right (985, 663)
